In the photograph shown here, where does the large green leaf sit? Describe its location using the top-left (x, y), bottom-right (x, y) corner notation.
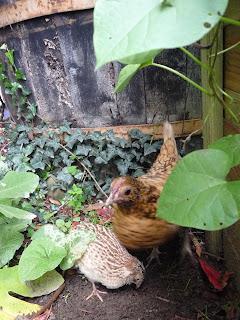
top-left (0, 201), bottom-right (36, 220)
top-left (18, 238), bottom-right (67, 283)
top-left (60, 228), bottom-right (96, 270)
top-left (94, 0), bottom-right (228, 68)
top-left (0, 172), bottom-right (39, 199)
top-left (157, 149), bottom-right (240, 230)
top-left (209, 134), bottom-right (240, 167)
top-left (0, 266), bottom-right (64, 319)
top-left (0, 224), bottom-right (24, 268)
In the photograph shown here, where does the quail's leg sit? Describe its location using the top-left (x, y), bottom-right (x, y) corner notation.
top-left (86, 282), bottom-right (107, 302)
top-left (145, 247), bottom-right (162, 268)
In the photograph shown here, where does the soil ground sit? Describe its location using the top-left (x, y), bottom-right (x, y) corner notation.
top-left (30, 233), bottom-right (239, 320)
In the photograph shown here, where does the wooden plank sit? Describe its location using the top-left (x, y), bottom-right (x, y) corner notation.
top-left (224, 119), bottom-right (240, 135)
top-left (0, 0), bottom-right (97, 28)
top-left (224, 0), bottom-right (240, 20)
top-left (80, 119), bottom-right (203, 140)
top-left (224, 89), bottom-right (240, 127)
top-left (224, 25), bottom-right (240, 94)
top-left (201, 25), bottom-right (224, 256)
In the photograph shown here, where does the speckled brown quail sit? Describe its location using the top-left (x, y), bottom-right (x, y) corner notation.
top-left (72, 223), bottom-right (145, 302)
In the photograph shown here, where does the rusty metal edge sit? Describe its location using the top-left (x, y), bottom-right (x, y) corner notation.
top-left (0, 0), bottom-right (97, 28)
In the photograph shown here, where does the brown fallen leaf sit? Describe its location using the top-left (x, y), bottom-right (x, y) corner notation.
top-left (226, 305), bottom-right (235, 320)
top-left (221, 271), bottom-right (235, 289)
top-left (84, 202), bottom-right (105, 212)
top-left (189, 232), bottom-right (202, 257)
top-left (49, 198), bottom-right (61, 206)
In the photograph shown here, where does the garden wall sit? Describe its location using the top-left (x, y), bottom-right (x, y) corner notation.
top-left (0, 2), bottom-right (202, 128)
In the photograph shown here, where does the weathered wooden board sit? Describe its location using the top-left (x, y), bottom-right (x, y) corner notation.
top-left (0, 10), bottom-right (202, 128)
top-left (0, 0), bottom-right (96, 28)
top-left (224, 25), bottom-right (240, 94)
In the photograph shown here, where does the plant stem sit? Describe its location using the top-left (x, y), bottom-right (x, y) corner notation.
top-left (152, 63), bottom-right (213, 97)
top-left (179, 47), bottom-right (215, 74)
top-left (59, 143), bottom-right (108, 198)
top-left (209, 40), bottom-right (240, 57)
top-left (220, 16), bottom-right (240, 26)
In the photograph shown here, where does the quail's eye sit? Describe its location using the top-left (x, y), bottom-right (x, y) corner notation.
top-left (125, 189), bottom-right (131, 196)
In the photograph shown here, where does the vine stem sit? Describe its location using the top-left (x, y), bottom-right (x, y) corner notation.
top-left (59, 143), bottom-right (108, 198)
top-left (220, 16), bottom-right (240, 26)
top-left (152, 62), bottom-right (213, 97)
top-left (179, 47), bottom-right (215, 74)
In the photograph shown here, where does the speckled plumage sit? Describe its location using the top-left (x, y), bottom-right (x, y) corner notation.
top-left (106, 122), bottom-right (180, 250)
top-left (72, 223), bottom-right (145, 301)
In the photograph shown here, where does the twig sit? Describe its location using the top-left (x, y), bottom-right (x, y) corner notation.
top-left (1, 140), bottom-right (12, 152)
top-left (181, 128), bottom-right (202, 155)
top-left (30, 282), bottom-right (65, 320)
top-left (195, 308), bottom-right (211, 320)
top-left (156, 296), bottom-right (175, 304)
top-left (59, 143), bottom-right (108, 198)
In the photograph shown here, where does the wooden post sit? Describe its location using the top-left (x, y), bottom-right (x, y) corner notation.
top-left (200, 24), bottom-right (224, 255)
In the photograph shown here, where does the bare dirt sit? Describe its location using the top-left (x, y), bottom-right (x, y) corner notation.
top-left (31, 233), bottom-right (239, 320)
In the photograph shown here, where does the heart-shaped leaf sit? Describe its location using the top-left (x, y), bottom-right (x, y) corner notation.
top-left (209, 134), bottom-right (240, 167)
top-left (94, 0), bottom-right (228, 68)
top-left (18, 238), bottom-right (67, 283)
top-left (157, 149), bottom-right (240, 230)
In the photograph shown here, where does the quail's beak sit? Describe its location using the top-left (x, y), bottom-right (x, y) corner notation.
top-left (105, 193), bottom-right (114, 207)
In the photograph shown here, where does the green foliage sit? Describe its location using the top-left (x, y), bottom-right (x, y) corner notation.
top-left (0, 266), bottom-right (64, 319)
top-left (94, 0), bottom-right (228, 68)
top-left (157, 135), bottom-right (240, 231)
top-left (0, 172), bottom-right (39, 267)
top-left (93, 1), bottom-right (240, 124)
top-left (18, 224), bottom-right (96, 282)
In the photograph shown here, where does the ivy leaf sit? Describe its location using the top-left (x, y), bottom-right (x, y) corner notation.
top-left (65, 128), bottom-right (85, 148)
top-left (75, 145), bottom-right (92, 156)
top-left (57, 167), bottom-right (73, 184)
top-left (46, 135), bottom-right (60, 152)
top-left (15, 68), bottom-right (26, 80)
top-left (157, 149), bottom-right (240, 230)
top-left (28, 103), bottom-right (37, 116)
top-left (30, 154), bottom-right (46, 170)
top-left (24, 143), bottom-right (36, 156)
top-left (209, 134), bottom-right (240, 167)
top-left (94, 151), bottom-right (109, 164)
top-left (5, 50), bottom-right (14, 70)
top-left (16, 132), bottom-right (29, 145)
top-left (115, 159), bottom-right (132, 175)
top-left (18, 237), bottom-right (67, 284)
top-left (0, 73), bottom-right (6, 84)
top-left (44, 148), bottom-right (55, 159)
top-left (35, 135), bottom-right (48, 148)
top-left (0, 62), bottom-right (5, 72)
top-left (16, 162), bottom-right (35, 172)
top-left (144, 140), bottom-right (162, 156)
top-left (21, 86), bottom-right (32, 96)
top-left (59, 121), bottom-right (72, 134)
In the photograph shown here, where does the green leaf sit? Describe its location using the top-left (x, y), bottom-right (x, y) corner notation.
top-left (46, 135), bottom-right (60, 151)
top-left (0, 266), bottom-right (64, 319)
top-left (5, 50), bottom-right (14, 70)
top-left (0, 73), bottom-right (6, 84)
top-left (34, 135), bottom-right (48, 148)
top-left (209, 134), bottom-right (240, 167)
top-left (15, 68), bottom-right (26, 80)
top-left (21, 86), bottom-right (32, 96)
top-left (65, 128), bottom-right (85, 148)
top-left (0, 224), bottom-right (24, 267)
top-left (144, 140), bottom-right (162, 156)
top-left (31, 224), bottom-right (66, 246)
top-left (114, 64), bottom-right (141, 93)
top-left (59, 121), bottom-right (72, 134)
top-left (0, 44), bottom-right (8, 50)
top-left (16, 162), bottom-right (35, 172)
top-left (0, 171), bottom-right (39, 199)
top-left (57, 167), bottom-right (73, 184)
top-left (28, 103), bottom-right (37, 116)
top-left (0, 201), bottom-right (36, 220)
top-left (75, 145), bottom-right (92, 156)
top-left (24, 143), bottom-right (36, 156)
top-left (60, 228), bottom-right (96, 270)
top-left (30, 153), bottom-right (45, 170)
top-left (18, 237), bottom-right (67, 283)
top-left (94, 0), bottom-right (228, 68)
top-left (157, 149), bottom-right (240, 230)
